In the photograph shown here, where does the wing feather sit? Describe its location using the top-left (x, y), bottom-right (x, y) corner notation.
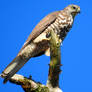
top-left (19, 11), bottom-right (60, 53)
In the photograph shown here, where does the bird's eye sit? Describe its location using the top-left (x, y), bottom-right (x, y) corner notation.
top-left (72, 6), bottom-right (76, 9)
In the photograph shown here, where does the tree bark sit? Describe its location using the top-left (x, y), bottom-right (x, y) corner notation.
top-left (46, 30), bottom-right (62, 92)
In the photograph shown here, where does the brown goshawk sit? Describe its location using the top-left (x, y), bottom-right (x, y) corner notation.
top-left (1, 4), bottom-right (80, 83)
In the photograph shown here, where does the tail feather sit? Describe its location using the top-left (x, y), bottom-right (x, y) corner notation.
top-left (1, 56), bottom-right (28, 83)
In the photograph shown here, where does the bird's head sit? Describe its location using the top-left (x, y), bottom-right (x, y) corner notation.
top-left (64, 4), bottom-right (80, 18)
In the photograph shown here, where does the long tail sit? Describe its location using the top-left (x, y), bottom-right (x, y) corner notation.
top-left (1, 56), bottom-right (28, 83)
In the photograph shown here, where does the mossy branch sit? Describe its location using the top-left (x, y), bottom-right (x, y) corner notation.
top-left (9, 74), bottom-right (49, 92)
top-left (47, 30), bottom-right (62, 88)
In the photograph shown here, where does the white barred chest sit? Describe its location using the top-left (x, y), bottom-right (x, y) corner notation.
top-left (33, 13), bottom-right (73, 43)
top-left (56, 13), bottom-right (73, 28)
top-left (49, 13), bottom-right (73, 35)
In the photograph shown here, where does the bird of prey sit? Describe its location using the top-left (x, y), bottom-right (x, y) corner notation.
top-left (1, 4), bottom-right (80, 83)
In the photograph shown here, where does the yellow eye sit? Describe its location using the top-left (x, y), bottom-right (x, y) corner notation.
top-left (72, 6), bottom-right (76, 10)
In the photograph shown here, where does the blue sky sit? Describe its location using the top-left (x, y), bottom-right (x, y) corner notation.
top-left (0, 0), bottom-right (92, 92)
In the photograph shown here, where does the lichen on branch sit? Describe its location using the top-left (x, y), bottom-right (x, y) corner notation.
top-left (47, 29), bottom-right (62, 88)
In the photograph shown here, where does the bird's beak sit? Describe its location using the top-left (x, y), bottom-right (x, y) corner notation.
top-left (77, 7), bottom-right (81, 13)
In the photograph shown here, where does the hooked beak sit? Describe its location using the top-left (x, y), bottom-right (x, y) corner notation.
top-left (77, 6), bottom-right (81, 13)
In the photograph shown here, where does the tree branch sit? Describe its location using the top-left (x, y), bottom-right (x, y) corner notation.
top-left (9, 74), bottom-right (49, 92)
top-left (47, 30), bottom-right (62, 88)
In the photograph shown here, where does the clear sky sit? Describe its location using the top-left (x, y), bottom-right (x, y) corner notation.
top-left (0, 0), bottom-right (92, 92)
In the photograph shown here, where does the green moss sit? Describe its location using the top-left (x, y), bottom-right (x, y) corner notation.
top-left (32, 84), bottom-right (49, 92)
top-left (20, 78), bottom-right (49, 92)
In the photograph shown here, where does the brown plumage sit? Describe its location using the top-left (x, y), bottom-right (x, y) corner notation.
top-left (0, 4), bottom-right (80, 83)
top-left (19, 11), bottom-right (60, 53)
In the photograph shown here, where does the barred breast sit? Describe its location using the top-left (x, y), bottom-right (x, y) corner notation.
top-left (33, 12), bottom-right (73, 43)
